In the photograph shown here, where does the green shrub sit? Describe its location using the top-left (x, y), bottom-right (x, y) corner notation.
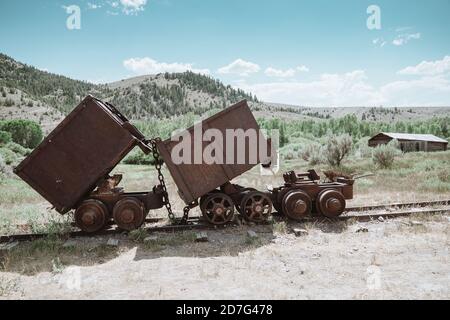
top-left (123, 148), bottom-right (157, 165)
top-left (0, 119), bottom-right (43, 148)
top-left (0, 154), bottom-right (7, 175)
top-left (372, 141), bottom-right (401, 169)
top-left (5, 142), bottom-right (31, 156)
top-left (299, 143), bottom-right (324, 165)
top-left (0, 130), bottom-right (12, 145)
top-left (437, 169), bottom-right (450, 183)
top-left (419, 176), bottom-right (450, 193)
top-left (355, 137), bottom-right (372, 158)
top-left (324, 134), bottom-right (352, 167)
top-left (0, 147), bottom-right (18, 165)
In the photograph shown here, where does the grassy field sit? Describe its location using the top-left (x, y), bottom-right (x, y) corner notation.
top-left (0, 149), bottom-right (449, 235)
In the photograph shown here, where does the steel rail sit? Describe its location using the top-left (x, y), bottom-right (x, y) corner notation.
top-left (345, 199), bottom-right (450, 212)
top-left (1, 203), bottom-right (449, 244)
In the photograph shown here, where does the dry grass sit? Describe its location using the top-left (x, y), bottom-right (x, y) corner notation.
top-left (272, 221), bottom-right (288, 234)
top-left (142, 231), bottom-right (197, 251)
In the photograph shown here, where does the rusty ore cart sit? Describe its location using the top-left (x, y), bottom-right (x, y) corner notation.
top-left (155, 100), bottom-right (274, 225)
top-left (270, 170), bottom-right (354, 220)
top-left (14, 95), bottom-right (165, 232)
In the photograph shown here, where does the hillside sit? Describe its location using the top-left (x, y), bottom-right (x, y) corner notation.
top-left (107, 72), bottom-right (258, 118)
top-left (0, 53), bottom-right (259, 132)
top-left (0, 53), bottom-right (107, 132)
top-left (1, 53), bottom-right (449, 134)
top-left (263, 103), bottom-right (450, 122)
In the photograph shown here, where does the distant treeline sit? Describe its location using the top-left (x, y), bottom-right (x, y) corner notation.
top-left (258, 115), bottom-right (450, 146)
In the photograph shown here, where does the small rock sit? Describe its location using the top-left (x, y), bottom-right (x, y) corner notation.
top-left (0, 241), bottom-right (19, 252)
top-left (247, 230), bottom-right (258, 238)
top-left (106, 238), bottom-right (119, 247)
top-left (377, 216), bottom-right (385, 222)
top-left (353, 248), bottom-right (359, 252)
top-left (144, 236), bottom-right (158, 243)
top-left (248, 222), bottom-right (256, 227)
top-left (293, 228), bottom-right (308, 237)
top-left (356, 227), bottom-right (369, 233)
top-left (311, 253), bottom-right (321, 259)
top-left (410, 220), bottom-right (423, 226)
top-left (195, 232), bottom-right (208, 242)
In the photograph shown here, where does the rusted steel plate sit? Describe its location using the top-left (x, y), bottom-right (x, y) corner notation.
top-left (14, 96), bottom-right (143, 214)
top-left (156, 100), bottom-right (271, 204)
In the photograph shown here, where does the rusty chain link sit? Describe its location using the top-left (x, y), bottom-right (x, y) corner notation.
top-left (149, 138), bottom-right (192, 225)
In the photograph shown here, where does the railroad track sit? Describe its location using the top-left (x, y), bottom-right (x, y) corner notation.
top-left (345, 199), bottom-right (450, 212)
top-left (1, 200), bottom-right (449, 244)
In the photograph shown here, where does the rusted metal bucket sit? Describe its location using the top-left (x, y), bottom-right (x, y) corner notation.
top-left (14, 95), bottom-right (148, 214)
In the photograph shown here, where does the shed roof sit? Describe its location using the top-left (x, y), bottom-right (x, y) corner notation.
top-left (372, 132), bottom-right (448, 143)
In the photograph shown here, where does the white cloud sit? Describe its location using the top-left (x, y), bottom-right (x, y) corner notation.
top-left (397, 56), bottom-right (450, 76)
top-left (234, 70), bottom-right (450, 106)
top-left (87, 2), bottom-right (102, 9)
top-left (237, 70), bottom-right (382, 106)
top-left (106, 0), bottom-right (147, 15)
top-left (123, 57), bottom-right (210, 75)
top-left (379, 76), bottom-right (450, 105)
top-left (264, 67), bottom-right (296, 78)
top-left (217, 59), bottom-right (260, 77)
top-left (372, 38), bottom-right (387, 47)
top-left (264, 65), bottom-right (309, 78)
top-left (392, 33), bottom-right (421, 46)
top-left (296, 65), bottom-right (309, 72)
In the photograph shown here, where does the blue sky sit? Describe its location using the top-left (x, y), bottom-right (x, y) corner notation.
top-left (1, 0), bottom-right (449, 106)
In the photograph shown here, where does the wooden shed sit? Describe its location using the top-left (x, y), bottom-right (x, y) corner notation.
top-left (368, 132), bottom-right (448, 152)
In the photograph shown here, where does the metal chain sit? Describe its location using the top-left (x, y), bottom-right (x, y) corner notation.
top-left (181, 206), bottom-right (191, 225)
top-left (149, 138), bottom-right (175, 222)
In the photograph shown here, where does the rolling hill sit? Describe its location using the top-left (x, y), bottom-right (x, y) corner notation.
top-left (0, 53), bottom-right (259, 132)
top-left (1, 52), bottom-right (449, 134)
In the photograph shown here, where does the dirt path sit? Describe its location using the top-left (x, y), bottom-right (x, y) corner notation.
top-left (1, 214), bottom-right (449, 300)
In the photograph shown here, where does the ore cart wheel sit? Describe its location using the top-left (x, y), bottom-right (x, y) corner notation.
top-left (316, 189), bottom-right (346, 218)
top-left (113, 197), bottom-right (146, 231)
top-left (234, 188), bottom-right (257, 214)
top-left (75, 199), bottom-right (109, 233)
top-left (200, 193), bottom-right (235, 225)
top-left (240, 191), bottom-right (272, 222)
top-left (200, 190), bottom-right (220, 206)
top-left (282, 190), bottom-right (312, 221)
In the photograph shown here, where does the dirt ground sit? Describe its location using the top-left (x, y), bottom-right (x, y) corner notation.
top-left (1, 212), bottom-right (448, 300)
top-left (1, 153), bottom-right (449, 300)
